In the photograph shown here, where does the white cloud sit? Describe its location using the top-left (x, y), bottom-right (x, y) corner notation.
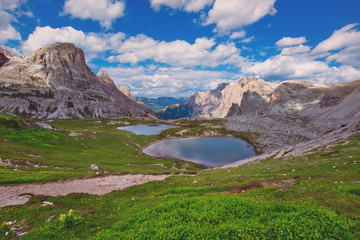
top-left (0, 25), bottom-right (21, 44)
top-left (240, 36), bottom-right (254, 43)
top-left (0, 0), bottom-right (21, 11)
top-left (108, 34), bottom-right (244, 68)
top-left (63, 0), bottom-right (125, 29)
top-left (312, 23), bottom-right (360, 54)
top-left (230, 30), bottom-right (246, 39)
top-left (0, 0), bottom-right (25, 43)
top-left (280, 44), bottom-right (311, 55)
top-left (0, 10), bottom-right (13, 30)
top-left (326, 45), bottom-right (360, 68)
top-left (242, 54), bottom-right (360, 84)
top-left (150, 0), bottom-right (214, 12)
top-left (276, 37), bottom-right (307, 48)
top-left (204, 0), bottom-right (277, 33)
top-left (102, 65), bottom-right (238, 97)
top-left (22, 26), bottom-right (125, 60)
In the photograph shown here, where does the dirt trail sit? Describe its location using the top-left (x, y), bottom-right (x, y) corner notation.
top-left (0, 174), bottom-right (171, 208)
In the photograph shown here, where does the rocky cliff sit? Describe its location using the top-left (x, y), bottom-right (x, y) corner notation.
top-left (160, 77), bottom-right (360, 123)
top-left (0, 43), bottom-right (155, 119)
top-left (0, 48), bottom-right (13, 67)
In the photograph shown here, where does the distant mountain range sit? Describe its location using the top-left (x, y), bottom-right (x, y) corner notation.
top-left (1, 42), bottom-right (359, 123)
top-left (0, 43), bottom-right (155, 119)
top-left (136, 97), bottom-right (188, 111)
top-left (158, 77), bottom-right (360, 123)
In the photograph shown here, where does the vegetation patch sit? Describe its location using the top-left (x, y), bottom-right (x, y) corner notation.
top-left (95, 195), bottom-right (359, 239)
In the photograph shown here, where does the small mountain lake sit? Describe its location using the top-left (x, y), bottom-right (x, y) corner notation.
top-left (142, 137), bottom-right (255, 167)
top-left (117, 124), bottom-right (177, 135)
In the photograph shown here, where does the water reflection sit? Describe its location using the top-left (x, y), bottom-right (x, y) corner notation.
top-left (143, 137), bottom-right (255, 167)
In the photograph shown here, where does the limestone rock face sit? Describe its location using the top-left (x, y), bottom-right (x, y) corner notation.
top-left (161, 77), bottom-right (360, 122)
top-left (0, 53), bottom-right (7, 68)
top-left (0, 43), bottom-right (155, 119)
top-left (300, 80), bottom-right (360, 122)
top-left (0, 47), bottom-right (14, 59)
top-left (119, 86), bottom-right (136, 101)
top-left (0, 47), bottom-right (13, 68)
top-left (97, 70), bottom-right (115, 84)
top-left (97, 70), bottom-right (137, 101)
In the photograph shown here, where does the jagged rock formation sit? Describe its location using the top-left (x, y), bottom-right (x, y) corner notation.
top-left (97, 70), bottom-right (137, 101)
top-left (160, 77), bottom-right (360, 123)
top-left (119, 86), bottom-right (136, 101)
top-left (0, 43), bottom-right (155, 119)
top-left (0, 47), bottom-right (13, 67)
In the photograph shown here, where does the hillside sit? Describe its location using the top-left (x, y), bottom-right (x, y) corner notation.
top-left (0, 115), bottom-right (359, 239)
top-left (0, 43), bottom-right (155, 119)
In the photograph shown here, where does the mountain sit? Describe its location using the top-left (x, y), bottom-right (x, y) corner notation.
top-left (97, 70), bottom-right (137, 102)
top-left (0, 43), bottom-right (155, 119)
top-left (136, 97), bottom-right (188, 111)
top-left (0, 48), bottom-right (13, 67)
top-left (160, 77), bottom-right (360, 123)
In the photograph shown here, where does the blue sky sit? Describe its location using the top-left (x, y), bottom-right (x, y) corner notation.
top-left (1, 0), bottom-right (360, 97)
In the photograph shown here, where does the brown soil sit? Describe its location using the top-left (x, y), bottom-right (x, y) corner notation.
top-left (0, 174), bottom-right (171, 208)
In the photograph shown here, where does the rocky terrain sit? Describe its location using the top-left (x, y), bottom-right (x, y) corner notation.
top-left (159, 77), bottom-right (360, 155)
top-left (0, 43), bottom-right (155, 119)
top-left (160, 77), bottom-right (360, 122)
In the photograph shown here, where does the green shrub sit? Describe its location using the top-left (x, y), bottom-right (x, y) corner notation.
top-left (23, 210), bottom-right (88, 240)
top-left (95, 195), bottom-right (360, 239)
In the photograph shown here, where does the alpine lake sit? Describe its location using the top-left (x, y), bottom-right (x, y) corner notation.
top-left (117, 123), bottom-right (255, 167)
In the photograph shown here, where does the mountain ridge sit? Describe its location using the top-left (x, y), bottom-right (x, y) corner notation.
top-left (0, 43), bottom-right (155, 119)
top-left (159, 77), bottom-right (360, 123)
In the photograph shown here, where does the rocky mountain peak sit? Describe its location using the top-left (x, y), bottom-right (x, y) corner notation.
top-left (119, 86), bottom-right (136, 101)
top-left (0, 47), bottom-right (14, 59)
top-left (97, 70), bottom-right (115, 84)
top-left (30, 42), bottom-right (86, 67)
top-left (97, 70), bottom-right (137, 101)
top-left (0, 47), bottom-right (13, 68)
top-left (159, 76), bottom-right (360, 122)
top-left (0, 42), bottom-right (155, 119)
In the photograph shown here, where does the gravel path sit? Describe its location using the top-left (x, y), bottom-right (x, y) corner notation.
top-left (0, 174), bottom-right (171, 208)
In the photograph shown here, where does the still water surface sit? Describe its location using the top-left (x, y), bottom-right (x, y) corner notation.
top-left (142, 137), bottom-right (255, 167)
top-left (117, 124), bottom-right (177, 135)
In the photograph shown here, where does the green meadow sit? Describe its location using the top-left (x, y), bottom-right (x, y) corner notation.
top-left (0, 114), bottom-right (359, 239)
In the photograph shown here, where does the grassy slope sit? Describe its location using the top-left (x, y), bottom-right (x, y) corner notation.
top-left (0, 115), bottom-right (359, 239)
top-left (0, 115), bottom-right (203, 185)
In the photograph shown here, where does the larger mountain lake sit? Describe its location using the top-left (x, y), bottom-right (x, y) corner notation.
top-left (143, 137), bottom-right (255, 167)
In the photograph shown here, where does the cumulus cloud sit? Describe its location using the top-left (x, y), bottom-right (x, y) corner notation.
top-left (276, 37), bottom-right (307, 48)
top-left (0, 0), bottom-right (22, 12)
top-left (230, 30), bottom-right (246, 39)
top-left (0, 0), bottom-right (25, 43)
top-left (312, 23), bottom-right (360, 54)
top-left (102, 65), bottom-right (239, 97)
top-left (63, 0), bottom-right (125, 29)
top-left (150, 0), bottom-right (214, 12)
top-left (22, 26), bottom-right (125, 60)
top-left (280, 44), bottom-right (311, 55)
top-left (108, 34), bottom-right (244, 68)
top-left (0, 25), bottom-right (21, 44)
top-left (203, 0), bottom-right (277, 33)
top-left (242, 54), bottom-right (360, 84)
top-left (326, 45), bottom-right (360, 69)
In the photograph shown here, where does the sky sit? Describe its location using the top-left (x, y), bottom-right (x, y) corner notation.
top-left (1, 0), bottom-right (360, 97)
